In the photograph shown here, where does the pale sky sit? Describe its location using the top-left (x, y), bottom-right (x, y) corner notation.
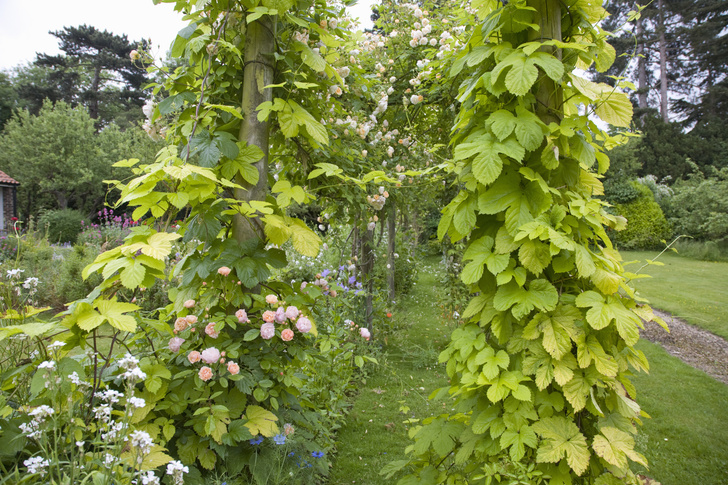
top-left (0, 0), bottom-right (376, 72)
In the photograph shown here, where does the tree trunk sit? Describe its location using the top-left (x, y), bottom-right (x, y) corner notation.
top-left (527, 0), bottom-right (562, 124)
top-left (232, 16), bottom-right (276, 244)
top-left (387, 201), bottom-right (396, 301)
top-left (636, 15), bottom-right (649, 116)
top-left (362, 224), bottom-right (374, 331)
top-left (90, 66), bottom-right (101, 121)
top-left (658, 0), bottom-right (669, 122)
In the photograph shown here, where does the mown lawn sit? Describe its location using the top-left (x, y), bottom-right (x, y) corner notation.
top-left (622, 250), bottom-right (728, 339)
top-left (329, 254), bottom-right (728, 485)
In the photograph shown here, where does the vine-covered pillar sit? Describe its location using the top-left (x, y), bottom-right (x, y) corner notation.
top-left (527, 0), bottom-right (562, 125)
top-left (233, 16), bottom-right (276, 243)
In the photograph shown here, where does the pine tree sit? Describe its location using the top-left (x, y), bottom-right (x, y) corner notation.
top-left (32, 25), bottom-right (149, 127)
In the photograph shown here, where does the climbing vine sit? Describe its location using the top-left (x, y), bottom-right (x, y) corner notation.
top-left (386, 2), bottom-right (663, 484)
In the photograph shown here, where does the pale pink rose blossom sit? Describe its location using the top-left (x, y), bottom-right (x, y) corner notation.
top-left (183, 299), bottom-right (196, 309)
top-left (174, 318), bottom-right (189, 332)
top-left (227, 361), bottom-right (240, 375)
top-left (185, 315), bottom-right (198, 325)
top-left (187, 351), bottom-right (201, 364)
top-left (265, 294), bottom-right (278, 305)
top-left (275, 307), bottom-right (287, 324)
top-left (296, 317), bottom-right (312, 334)
top-left (283, 423), bottom-right (295, 436)
top-left (281, 328), bottom-right (294, 341)
top-left (262, 310), bottom-right (276, 323)
top-left (218, 266), bottom-right (231, 276)
top-left (205, 322), bottom-right (220, 338)
top-left (260, 322), bottom-right (275, 340)
top-left (235, 309), bottom-right (250, 323)
top-left (201, 347), bottom-right (221, 364)
top-left (285, 306), bottom-right (299, 321)
top-left (168, 337), bottom-right (185, 352)
top-left (198, 366), bottom-right (213, 382)
top-left (360, 328), bottom-right (371, 340)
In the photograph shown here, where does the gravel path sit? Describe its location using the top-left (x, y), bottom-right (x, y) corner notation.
top-left (640, 309), bottom-right (728, 385)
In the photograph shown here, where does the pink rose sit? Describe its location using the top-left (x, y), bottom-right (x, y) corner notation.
top-left (235, 309), bottom-right (249, 323)
top-left (218, 266), bottom-right (231, 276)
top-left (360, 328), bottom-right (371, 340)
top-left (275, 307), bottom-right (287, 324)
top-left (205, 322), bottom-right (220, 339)
top-left (168, 337), bottom-right (185, 352)
top-left (198, 366), bottom-right (213, 382)
top-left (227, 361), bottom-right (240, 375)
top-left (296, 317), bottom-right (312, 334)
top-left (174, 317), bottom-right (189, 332)
top-left (281, 328), bottom-right (294, 341)
top-left (285, 306), bottom-right (299, 321)
top-left (183, 299), bottom-right (196, 309)
top-left (185, 315), bottom-right (198, 325)
top-left (201, 347), bottom-right (221, 364)
top-left (260, 322), bottom-right (275, 340)
top-left (262, 310), bottom-right (276, 323)
top-left (265, 294), bottom-right (278, 305)
top-left (187, 351), bottom-right (201, 364)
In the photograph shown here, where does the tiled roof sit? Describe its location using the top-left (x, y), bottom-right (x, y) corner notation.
top-left (0, 170), bottom-right (19, 185)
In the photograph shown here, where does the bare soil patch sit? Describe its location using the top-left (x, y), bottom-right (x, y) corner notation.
top-left (641, 309), bottom-right (728, 385)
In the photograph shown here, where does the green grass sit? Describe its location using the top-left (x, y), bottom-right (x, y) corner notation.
top-left (633, 341), bottom-right (728, 484)
top-left (328, 257), bottom-right (452, 485)
top-left (329, 254), bottom-right (728, 485)
top-left (622, 250), bottom-right (728, 339)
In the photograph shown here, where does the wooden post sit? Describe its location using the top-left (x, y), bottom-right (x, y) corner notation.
top-left (387, 201), bottom-right (396, 301)
top-left (527, 0), bottom-right (562, 124)
top-left (233, 16), bottom-right (276, 243)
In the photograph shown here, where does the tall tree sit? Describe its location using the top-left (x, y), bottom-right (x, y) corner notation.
top-left (34, 25), bottom-right (149, 127)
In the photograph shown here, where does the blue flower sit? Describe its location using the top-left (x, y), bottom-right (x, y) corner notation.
top-left (338, 265), bottom-right (346, 272)
top-left (249, 436), bottom-right (264, 446)
top-left (273, 434), bottom-right (286, 445)
top-left (322, 269), bottom-right (331, 278)
top-left (311, 451), bottom-right (324, 458)
top-left (348, 275), bottom-right (357, 285)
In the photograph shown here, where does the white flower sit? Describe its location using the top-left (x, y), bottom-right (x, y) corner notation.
top-left (24, 456), bottom-right (50, 475)
top-left (104, 453), bottom-right (116, 468)
top-left (47, 341), bottom-right (64, 350)
top-left (94, 404), bottom-right (112, 423)
top-left (167, 460), bottom-right (189, 485)
top-left (368, 222), bottom-right (376, 231)
top-left (123, 367), bottom-right (147, 382)
top-left (130, 430), bottom-right (154, 456)
top-left (142, 99), bottom-right (155, 119)
top-left (38, 360), bottom-right (56, 371)
top-left (6, 268), bottom-right (24, 278)
top-left (140, 471), bottom-right (161, 485)
top-left (118, 353), bottom-right (140, 370)
top-left (129, 397), bottom-right (146, 408)
top-left (389, 76), bottom-right (396, 83)
top-left (98, 389), bottom-right (123, 404)
top-left (22, 277), bottom-right (39, 289)
top-left (410, 94), bottom-right (423, 105)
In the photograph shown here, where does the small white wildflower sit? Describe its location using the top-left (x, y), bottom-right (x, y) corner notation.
top-left (38, 361), bottom-right (56, 371)
top-left (24, 456), bottom-right (50, 475)
top-left (6, 268), bottom-right (24, 278)
top-left (123, 367), bottom-right (147, 382)
top-left (129, 397), bottom-right (146, 408)
top-left (130, 430), bottom-right (154, 456)
top-left (166, 460), bottom-right (190, 485)
top-left (118, 353), bottom-right (140, 370)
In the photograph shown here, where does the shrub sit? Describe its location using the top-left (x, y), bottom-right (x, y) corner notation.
top-left (37, 209), bottom-right (85, 244)
top-left (612, 182), bottom-right (672, 250)
top-left (77, 209), bottom-right (140, 249)
top-left (660, 168), bottom-right (728, 243)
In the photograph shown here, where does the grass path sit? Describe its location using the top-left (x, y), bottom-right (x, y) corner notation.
top-left (327, 258), bottom-right (451, 485)
top-left (328, 256), bottom-right (728, 485)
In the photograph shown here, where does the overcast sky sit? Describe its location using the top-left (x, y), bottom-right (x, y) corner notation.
top-left (0, 0), bottom-right (376, 72)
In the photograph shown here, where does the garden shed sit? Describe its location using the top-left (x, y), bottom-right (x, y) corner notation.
top-left (0, 169), bottom-right (19, 234)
